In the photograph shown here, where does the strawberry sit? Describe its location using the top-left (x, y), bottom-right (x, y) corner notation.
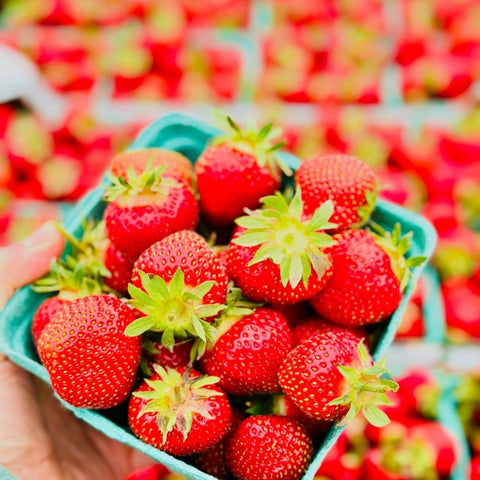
top-left (123, 464), bottom-right (169, 480)
top-left (110, 148), bottom-right (193, 187)
top-left (104, 241), bottom-right (134, 296)
top-left (193, 407), bottom-right (244, 479)
top-left (195, 115), bottom-right (291, 227)
top-left (363, 447), bottom-right (407, 480)
top-left (471, 457), bottom-right (480, 480)
top-left (291, 316), bottom-right (367, 348)
top-left (128, 365), bottom-right (231, 456)
top-left (295, 154), bottom-right (378, 231)
top-left (127, 230), bottom-right (229, 358)
top-left (271, 393), bottom-right (331, 443)
top-left (131, 229), bottom-right (229, 305)
top-left (443, 277), bottom-right (480, 340)
top-left (278, 332), bottom-right (398, 425)
top-left (310, 225), bottom-right (426, 327)
top-left (226, 415), bottom-right (313, 480)
top-left (38, 295), bottom-right (141, 409)
top-left (408, 422), bottom-right (459, 476)
top-left (226, 190), bottom-right (336, 304)
top-left (272, 301), bottom-right (312, 327)
top-left (200, 291), bottom-right (292, 395)
top-left (141, 338), bottom-right (193, 374)
top-left (104, 165), bottom-right (199, 261)
top-left (32, 228), bottom-right (112, 342)
top-left (33, 219), bottom-right (132, 297)
top-left (365, 422), bottom-right (458, 480)
top-left (31, 296), bottom-right (67, 347)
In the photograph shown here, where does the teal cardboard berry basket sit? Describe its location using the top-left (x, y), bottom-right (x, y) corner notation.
top-left (0, 113), bottom-right (437, 480)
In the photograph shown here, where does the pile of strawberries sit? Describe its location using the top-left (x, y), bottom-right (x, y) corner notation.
top-left (315, 369), bottom-right (460, 479)
top-left (455, 373), bottom-right (480, 480)
top-left (31, 115), bottom-right (425, 480)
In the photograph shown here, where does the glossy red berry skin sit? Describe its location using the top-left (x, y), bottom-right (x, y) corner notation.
top-left (226, 415), bottom-right (313, 480)
top-left (128, 369), bottom-right (231, 456)
top-left (200, 307), bottom-right (292, 395)
top-left (310, 229), bottom-right (402, 327)
top-left (291, 316), bottom-right (367, 348)
top-left (278, 330), bottom-right (368, 421)
top-left (295, 154), bottom-right (377, 231)
top-left (38, 295), bottom-right (141, 409)
top-left (104, 242), bottom-right (134, 296)
top-left (195, 144), bottom-right (281, 227)
top-left (227, 227), bottom-right (333, 305)
top-left (105, 184), bottom-right (199, 262)
top-left (132, 230), bottom-right (228, 306)
top-left (31, 296), bottom-right (67, 347)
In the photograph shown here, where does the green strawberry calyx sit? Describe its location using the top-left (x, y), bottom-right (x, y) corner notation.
top-left (380, 435), bottom-right (437, 480)
top-left (33, 220), bottom-right (111, 298)
top-left (369, 222), bottom-right (427, 291)
top-left (212, 113), bottom-right (292, 177)
top-left (104, 164), bottom-right (179, 204)
top-left (133, 365), bottom-right (222, 442)
top-left (212, 284), bottom-right (263, 342)
top-left (233, 189), bottom-right (337, 289)
top-left (328, 341), bottom-right (399, 427)
top-left (126, 270), bottom-right (225, 360)
top-left (356, 187), bottom-right (379, 227)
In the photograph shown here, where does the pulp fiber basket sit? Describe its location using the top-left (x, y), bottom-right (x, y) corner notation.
top-left (0, 113), bottom-right (437, 480)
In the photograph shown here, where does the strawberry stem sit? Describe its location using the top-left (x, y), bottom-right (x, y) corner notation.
top-left (369, 222), bottom-right (427, 291)
top-left (233, 189), bottom-right (337, 288)
top-left (104, 164), bottom-right (179, 203)
top-left (126, 270), bottom-right (225, 359)
top-left (328, 341), bottom-right (399, 427)
top-left (211, 112), bottom-right (292, 177)
top-left (134, 365), bottom-right (222, 442)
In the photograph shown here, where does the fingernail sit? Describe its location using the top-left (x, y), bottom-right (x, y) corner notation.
top-left (20, 221), bottom-right (58, 250)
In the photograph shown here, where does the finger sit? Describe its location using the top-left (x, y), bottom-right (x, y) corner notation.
top-left (0, 221), bottom-right (64, 308)
top-left (0, 354), bottom-right (62, 480)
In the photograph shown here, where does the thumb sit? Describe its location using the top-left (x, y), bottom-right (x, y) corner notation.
top-left (0, 221), bottom-right (65, 308)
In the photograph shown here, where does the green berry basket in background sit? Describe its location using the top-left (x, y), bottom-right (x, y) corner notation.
top-left (0, 113), bottom-right (437, 480)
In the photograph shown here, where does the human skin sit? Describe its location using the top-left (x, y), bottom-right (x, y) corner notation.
top-left (0, 221), bottom-right (156, 480)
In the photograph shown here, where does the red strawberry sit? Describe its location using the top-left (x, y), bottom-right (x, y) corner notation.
top-left (128, 230), bottom-right (229, 358)
top-left (123, 464), bottom-right (169, 480)
top-left (38, 295), bottom-right (141, 409)
top-left (272, 301), bottom-right (312, 327)
top-left (111, 148), bottom-right (193, 187)
top-left (226, 415), bottom-right (313, 480)
top-left (128, 366), bottom-right (231, 456)
top-left (32, 226), bottom-right (112, 341)
top-left (226, 190), bottom-right (336, 304)
top-left (278, 332), bottom-right (398, 425)
top-left (310, 225), bottom-right (425, 327)
top-left (471, 457), bottom-right (480, 480)
top-left (363, 447), bottom-right (407, 480)
top-left (193, 407), bottom-right (244, 479)
top-left (31, 296), bottom-right (67, 347)
top-left (295, 154), bottom-right (378, 231)
top-left (272, 394), bottom-right (331, 443)
top-left (195, 115), bottom-right (291, 227)
top-left (142, 338), bottom-right (193, 373)
top-left (200, 302), bottom-right (292, 395)
top-left (104, 165), bottom-right (199, 261)
top-left (291, 316), bottom-right (367, 348)
top-left (103, 242), bottom-right (134, 296)
top-left (131, 230), bottom-right (228, 306)
top-left (365, 422), bottom-right (458, 480)
top-left (317, 451), bottom-right (363, 480)
top-left (443, 277), bottom-right (480, 340)
top-left (408, 422), bottom-right (459, 476)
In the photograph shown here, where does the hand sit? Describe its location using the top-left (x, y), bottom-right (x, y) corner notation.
top-left (0, 222), bottom-right (156, 480)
